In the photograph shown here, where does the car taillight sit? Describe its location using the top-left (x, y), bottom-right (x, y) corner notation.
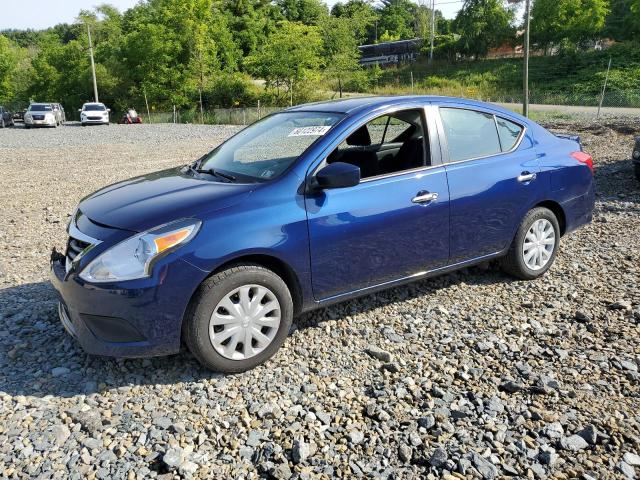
top-left (571, 151), bottom-right (593, 174)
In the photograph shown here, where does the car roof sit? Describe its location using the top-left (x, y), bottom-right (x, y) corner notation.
top-left (286, 95), bottom-right (527, 122)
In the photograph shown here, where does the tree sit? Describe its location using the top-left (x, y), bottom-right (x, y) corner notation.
top-left (275, 0), bottom-right (328, 25)
top-left (377, 0), bottom-right (417, 41)
top-left (331, 0), bottom-right (378, 44)
top-left (320, 16), bottom-right (361, 96)
top-left (530, 0), bottom-right (609, 49)
top-left (453, 0), bottom-right (515, 58)
top-left (246, 21), bottom-right (322, 104)
top-left (0, 36), bottom-right (19, 103)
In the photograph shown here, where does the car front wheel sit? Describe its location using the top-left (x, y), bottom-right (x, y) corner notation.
top-left (184, 264), bottom-right (294, 373)
top-left (501, 207), bottom-right (560, 280)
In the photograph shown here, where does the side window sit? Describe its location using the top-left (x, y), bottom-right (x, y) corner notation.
top-left (327, 109), bottom-right (429, 180)
top-left (440, 108), bottom-right (501, 162)
top-left (496, 116), bottom-right (523, 151)
top-left (367, 116), bottom-right (389, 145)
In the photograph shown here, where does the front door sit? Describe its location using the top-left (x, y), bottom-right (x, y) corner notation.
top-left (305, 108), bottom-right (450, 300)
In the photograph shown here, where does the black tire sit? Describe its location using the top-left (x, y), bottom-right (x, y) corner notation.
top-left (0, 119), bottom-right (4, 128)
top-left (635, 164), bottom-right (640, 182)
top-left (184, 264), bottom-right (294, 373)
top-left (501, 207), bottom-right (560, 280)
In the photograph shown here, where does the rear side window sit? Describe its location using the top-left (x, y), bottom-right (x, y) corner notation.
top-left (440, 108), bottom-right (501, 162)
top-left (496, 116), bottom-right (523, 151)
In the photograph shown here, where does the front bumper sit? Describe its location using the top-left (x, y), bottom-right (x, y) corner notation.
top-left (81, 118), bottom-right (109, 125)
top-left (50, 250), bottom-right (207, 358)
top-left (25, 117), bottom-right (56, 127)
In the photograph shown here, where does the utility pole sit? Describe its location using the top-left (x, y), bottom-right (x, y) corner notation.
top-left (429, 0), bottom-right (435, 63)
top-left (522, 0), bottom-right (531, 117)
top-left (86, 23), bottom-right (99, 103)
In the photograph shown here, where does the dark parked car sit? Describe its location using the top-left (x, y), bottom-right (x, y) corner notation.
top-left (51, 96), bottom-right (595, 372)
top-left (633, 137), bottom-right (640, 181)
top-left (12, 110), bottom-right (25, 123)
top-left (0, 106), bottom-right (14, 128)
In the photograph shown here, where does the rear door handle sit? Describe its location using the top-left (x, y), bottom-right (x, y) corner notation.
top-left (412, 191), bottom-right (438, 204)
top-left (517, 172), bottom-right (537, 183)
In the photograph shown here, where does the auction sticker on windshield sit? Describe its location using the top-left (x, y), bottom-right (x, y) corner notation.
top-left (288, 126), bottom-right (332, 137)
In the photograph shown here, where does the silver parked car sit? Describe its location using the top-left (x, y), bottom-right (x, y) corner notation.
top-left (24, 103), bottom-right (58, 128)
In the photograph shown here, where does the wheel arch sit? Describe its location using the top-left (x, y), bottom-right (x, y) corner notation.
top-left (186, 253), bottom-right (304, 321)
top-left (534, 200), bottom-right (567, 236)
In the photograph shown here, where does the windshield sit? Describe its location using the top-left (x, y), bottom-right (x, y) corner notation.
top-left (84, 104), bottom-right (106, 111)
top-left (198, 111), bottom-right (343, 182)
top-left (29, 104), bottom-right (52, 112)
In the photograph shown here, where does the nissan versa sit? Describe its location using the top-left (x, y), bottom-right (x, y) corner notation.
top-left (51, 96), bottom-right (595, 372)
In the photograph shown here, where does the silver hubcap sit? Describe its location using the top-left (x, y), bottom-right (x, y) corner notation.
top-left (209, 284), bottom-right (281, 360)
top-left (523, 218), bottom-right (556, 270)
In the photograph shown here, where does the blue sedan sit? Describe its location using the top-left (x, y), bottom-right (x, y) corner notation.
top-left (50, 96), bottom-right (595, 372)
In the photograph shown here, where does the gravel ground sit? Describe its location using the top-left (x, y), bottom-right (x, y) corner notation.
top-left (0, 120), bottom-right (638, 479)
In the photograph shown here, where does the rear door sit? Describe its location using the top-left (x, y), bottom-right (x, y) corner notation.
top-left (437, 105), bottom-right (542, 263)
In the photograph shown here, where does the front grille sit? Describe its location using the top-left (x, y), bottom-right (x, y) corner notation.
top-left (66, 237), bottom-right (90, 262)
top-left (88, 116), bottom-right (103, 121)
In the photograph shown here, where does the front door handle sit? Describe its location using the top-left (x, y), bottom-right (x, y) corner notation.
top-left (517, 172), bottom-right (537, 183)
top-left (412, 191), bottom-right (439, 204)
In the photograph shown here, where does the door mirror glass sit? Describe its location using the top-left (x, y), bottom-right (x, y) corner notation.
top-left (315, 162), bottom-right (360, 189)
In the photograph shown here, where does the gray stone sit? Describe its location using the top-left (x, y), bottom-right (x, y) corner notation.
top-left (51, 367), bottom-right (70, 377)
top-left (619, 461), bottom-right (637, 479)
top-left (623, 453), bottom-right (640, 467)
top-left (271, 462), bottom-right (292, 480)
top-left (398, 444), bottom-right (412, 463)
top-left (349, 430), bottom-right (365, 445)
top-left (154, 416), bottom-right (172, 429)
top-left (577, 424), bottom-right (598, 445)
top-left (470, 452), bottom-right (498, 480)
top-left (561, 434), bottom-right (589, 452)
top-left (292, 439), bottom-right (311, 464)
top-left (429, 447), bottom-right (448, 468)
top-left (163, 448), bottom-right (183, 468)
top-left (365, 345), bottom-right (393, 362)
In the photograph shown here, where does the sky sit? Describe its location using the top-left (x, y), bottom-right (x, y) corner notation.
top-left (0, 0), bottom-right (463, 31)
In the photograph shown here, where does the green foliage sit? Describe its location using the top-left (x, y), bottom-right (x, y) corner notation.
top-left (246, 21), bottom-right (323, 104)
top-left (321, 16), bottom-right (361, 96)
top-left (330, 0), bottom-right (378, 44)
top-left (453, 0), bottom-right (515, 58)
top-left (2, 0), bottom-right (640, 116)
top-left (377, 0), bottom-right (416, 41)
top-left (276, 0), bottom-right (328, 24)
top-left (0, 36), bottom-right (20, 103)
top-left (531, 0), bottom-right (609, 49)
top-left (203, 73), bottom-right (259, 107)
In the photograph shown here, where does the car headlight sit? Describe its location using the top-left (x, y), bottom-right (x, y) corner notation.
top-left (46, 113), bottom-right (54, 119)
top-left (79, 218), bottom-right (201, 283)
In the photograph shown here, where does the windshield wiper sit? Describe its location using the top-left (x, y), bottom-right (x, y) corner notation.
top-left (194, 168), bottom-right (237, 182)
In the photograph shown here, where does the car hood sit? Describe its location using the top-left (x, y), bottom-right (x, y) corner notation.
top-left (79, 167), bottom-right (254, 232)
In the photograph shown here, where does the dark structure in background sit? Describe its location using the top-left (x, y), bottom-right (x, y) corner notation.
top-left (358, 38), bottom-right (423, 67)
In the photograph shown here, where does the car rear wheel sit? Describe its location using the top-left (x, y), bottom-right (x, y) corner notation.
top-left (501, 207), bottom-right (560, 280)
top-left (0, 119), bottom-right (4, 128)
top-left (184, 264), bottom-right (293, 373)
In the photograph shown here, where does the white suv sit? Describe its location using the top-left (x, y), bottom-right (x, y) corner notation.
top-left (79, 103), bottom-right (110, 126)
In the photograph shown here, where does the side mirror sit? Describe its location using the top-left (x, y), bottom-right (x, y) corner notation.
top-left (78, 109), bottom-right (82, 113)
top-left (315, 162), bottom-right (360, 189)
top-left (107, 109), bottom-right (111, 112)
